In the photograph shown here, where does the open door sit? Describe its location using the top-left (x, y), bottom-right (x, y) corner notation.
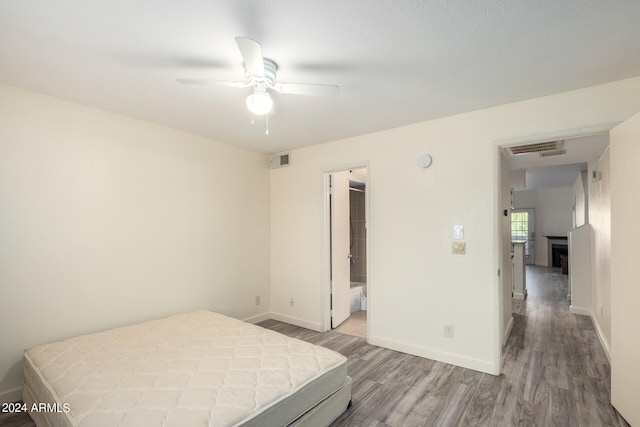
top-left (330, 171), bottom-right (351, 328)
top-left (610, 111), bottom-right (640, 426)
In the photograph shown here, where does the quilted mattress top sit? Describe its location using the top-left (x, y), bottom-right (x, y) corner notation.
top-left (25, 310), bottom-right (347, 426)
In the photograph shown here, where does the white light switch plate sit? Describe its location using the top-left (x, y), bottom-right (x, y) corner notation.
top-left (453, 225), bottom-right (464, 240)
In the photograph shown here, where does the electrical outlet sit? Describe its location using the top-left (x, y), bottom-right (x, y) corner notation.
top-left (255, 296), bottom-right (260, 306)
top-left (444, 324), bottom-right (454, 338)
top-left (452, 241), bottom-right (466, 255)
top-left (289, 298), bottom-right (295, 307)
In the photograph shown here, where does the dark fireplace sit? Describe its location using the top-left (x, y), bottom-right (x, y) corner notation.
top-left (551, 244), bottom-right (568, 267)
top-left (547, 236), bottom-right (569, 273)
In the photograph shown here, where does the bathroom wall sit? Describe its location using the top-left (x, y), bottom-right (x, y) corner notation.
top-left (350, 187), bottom-right (367, 285)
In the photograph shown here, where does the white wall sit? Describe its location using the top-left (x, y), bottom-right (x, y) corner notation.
top-left (572, 171), bottom-right (588, 228)
top-left (513, 187), bottom-right (574, 266)
top-left (270, 76), bottom-right (640, 375)
top-left (610, 112), bottom-right (640, 426)
top-left (0, 85), bottom-right (271, 401)
top-left (588, 147), bottom-right (611, 357)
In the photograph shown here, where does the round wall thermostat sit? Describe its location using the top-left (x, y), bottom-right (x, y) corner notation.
top-left (418, 154), bottom-right (433, 168)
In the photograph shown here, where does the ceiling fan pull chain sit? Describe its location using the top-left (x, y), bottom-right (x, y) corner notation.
top-left (265, 113), bottom-right (269, 135)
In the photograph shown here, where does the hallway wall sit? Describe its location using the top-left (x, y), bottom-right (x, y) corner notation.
top-left (588, 147), bottom-right (611, 357)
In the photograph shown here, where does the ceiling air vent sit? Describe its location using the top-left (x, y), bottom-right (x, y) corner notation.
top-left (270, 152), bottom-right (290, 169)
top-left (505, 140), bottom-right (564, 157)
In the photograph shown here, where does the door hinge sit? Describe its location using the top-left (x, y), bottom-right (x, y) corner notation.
top-left (498, 269), bottom-right (501, 277)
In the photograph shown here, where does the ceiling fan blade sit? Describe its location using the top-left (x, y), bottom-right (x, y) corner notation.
top-left (176, 78), bottom-right (250, 88)
top-left (235, 37), bottom-right (265, 77)
top-left (273, 82), bottom-right (340, 97)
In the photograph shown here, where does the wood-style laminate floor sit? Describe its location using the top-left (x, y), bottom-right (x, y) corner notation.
top-left (261, 266), bottom-right (629, 426)
top-left (1, 266), bottom-right (628, 426)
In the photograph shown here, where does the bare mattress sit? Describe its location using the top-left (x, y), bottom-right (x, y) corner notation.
top-left (23, 310), bottom-right (351, 426)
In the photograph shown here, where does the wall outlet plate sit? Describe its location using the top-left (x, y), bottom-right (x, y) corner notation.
top-left (453, 225), bottom-right (464, 240)
top-left (444, 324), bottom-right (454, 338)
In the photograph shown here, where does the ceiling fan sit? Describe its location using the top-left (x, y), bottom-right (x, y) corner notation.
top-left (177, 37), bottom-right (340, 117)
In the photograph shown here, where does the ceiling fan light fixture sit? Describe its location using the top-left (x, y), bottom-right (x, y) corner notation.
top-left (246, 90), bottom-right (273, 115)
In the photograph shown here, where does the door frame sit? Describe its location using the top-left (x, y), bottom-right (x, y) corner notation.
top-left (322, 162), bottom-right (370, 336)
top-left (493, 122), bottom-right (618, 374)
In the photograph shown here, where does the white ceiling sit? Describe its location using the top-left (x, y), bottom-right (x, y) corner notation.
top-left (2, 1), bottom-right (640, 154)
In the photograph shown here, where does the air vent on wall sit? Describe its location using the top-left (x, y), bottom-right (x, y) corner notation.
top-left (505, 140), bottom-right (565, 156)
top-left (270, 152), bottom-right (290, 169)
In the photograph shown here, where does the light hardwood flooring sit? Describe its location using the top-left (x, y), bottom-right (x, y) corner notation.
top-left (1, 266), bottom-right (628, 426)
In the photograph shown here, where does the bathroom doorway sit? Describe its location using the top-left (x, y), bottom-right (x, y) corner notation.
top-left (328, 167), bottom-right (368, 338)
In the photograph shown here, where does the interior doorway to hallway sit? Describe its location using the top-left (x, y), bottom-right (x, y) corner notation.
top-left (497, 127), bottom-right (610, 363)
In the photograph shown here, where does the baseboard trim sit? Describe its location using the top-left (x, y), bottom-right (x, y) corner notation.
top-left (569, 306), bottom-right (591, 316)
top-left (268, 313), bottom-right (322, 332)
top-left (591, 311), bottom-right (611, 363)
top-left (242, 312), bottom-right (272, 324)
top-left (0, 387), bottom-right (22, 404)
top-left (368, 335), bottom-right (498, 375)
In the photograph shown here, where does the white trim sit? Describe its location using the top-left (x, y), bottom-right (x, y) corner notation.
top-left (0, 387), bottom-right (22, 404)
top-left (494, 123), bottom-right (619, 148)
top-left (591, 311), bottom-right (611, 363)
top-left (369, 335), bottom-right (498, 375)
top-left (569, 306), bottom-right (591, 316)
top-left (322, 172), bottom-right (331, 332)
top-left (269, 312), bottom-right (322, 332)
top-left (493, 143), bottom-right (503, 374)
top-left (242, 312), bottom-right (272, 324)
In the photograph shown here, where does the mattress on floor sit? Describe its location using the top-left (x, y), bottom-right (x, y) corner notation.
top-left (23, 310), bottom-right (350, 427)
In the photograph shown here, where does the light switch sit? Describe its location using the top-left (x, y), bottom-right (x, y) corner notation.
top-left (453, 225), bottom-right (464, 240)
top-left (452, 241), bottom-right (466, 255)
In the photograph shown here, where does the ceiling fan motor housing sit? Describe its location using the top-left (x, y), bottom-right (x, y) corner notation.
top-left (246, 59), bottom-right (278, 87)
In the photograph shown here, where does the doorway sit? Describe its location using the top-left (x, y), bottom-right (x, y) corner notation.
top-left (496, 127), bottom-right (611, 369)
top-left (328, 167), bottom-right (368, 338)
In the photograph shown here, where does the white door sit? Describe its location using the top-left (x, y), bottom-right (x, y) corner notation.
top-left (610, 111), bottom-right (640, 426)
top-left (330, 171), bottom-right (351, 328)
